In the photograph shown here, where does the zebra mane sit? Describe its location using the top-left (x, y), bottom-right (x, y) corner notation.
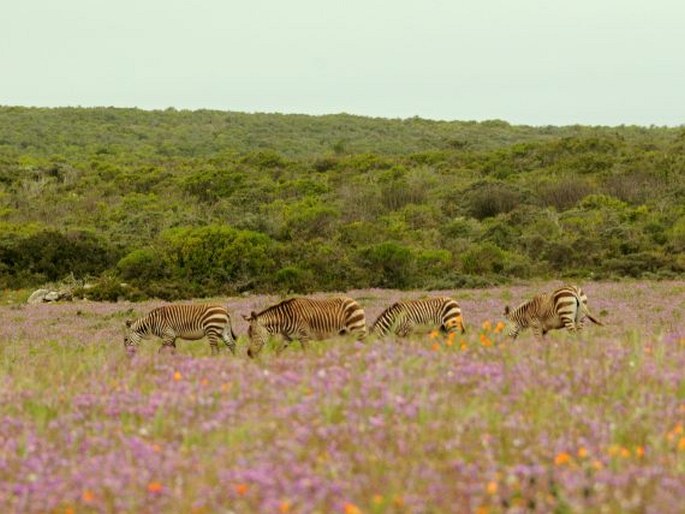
top-left (510, 293), bottom-right (546, 316)
top-left (252, 297), bottom-right (303, 319)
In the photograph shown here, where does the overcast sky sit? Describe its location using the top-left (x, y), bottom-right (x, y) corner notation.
top-left (2, 0), bottom-right (684, 126)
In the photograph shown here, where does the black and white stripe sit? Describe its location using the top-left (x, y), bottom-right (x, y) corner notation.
top-left (503, 285), bottom-right (603, 340)
top-left (372, 297), bottom-right (466, 337)
top-left (244, 296), bottom-right (367, 357)
top-left (124, 304), bottom-right (237, 354)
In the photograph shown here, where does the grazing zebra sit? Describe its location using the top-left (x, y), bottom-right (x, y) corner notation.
top-left (372, 297), bottom-right (466, 337)
top-left (243, 296), bottom-right (367, 358)
top-left (124, 304), bottom-right (237, 355)
top-left (503, 285), bottom-right (603, 340)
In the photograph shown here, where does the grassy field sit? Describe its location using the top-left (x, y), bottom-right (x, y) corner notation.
top-left (0, 280), bottom-right (684, 513)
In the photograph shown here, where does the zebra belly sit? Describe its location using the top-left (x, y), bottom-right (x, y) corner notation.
top-left (174, 328), bottom-right (207, 340)
top-left (541, 318), bottom-right (566, 331)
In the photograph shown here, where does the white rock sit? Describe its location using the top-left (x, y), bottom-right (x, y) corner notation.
top-left (27, 289), bottom-right (50, 304)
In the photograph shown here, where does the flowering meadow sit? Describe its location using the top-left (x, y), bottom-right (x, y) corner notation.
top-left (0, 280), bottom-right (684, 514)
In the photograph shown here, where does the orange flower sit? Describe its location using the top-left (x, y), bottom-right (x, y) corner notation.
top-left (147, 482), bottom-right (163, 494)
top-left (635, 446), bottom-right (645, 458)
top-left (82, 489), bottom-right (95, 502)
top-left (64, 508), bottom-right (75, 514)
top-left (479, 334), bottom-right (493, 347)
top-left (482, 320), bottom-right (492, 331)
top-left (393, 495), bottom-right (405, 507)
top-left (619, 447), bottom-right (631, 458)
top-left (429, 330), bottom-right (440, 339)
top-left (494, 321), bottom-right (506, 333)
top-left (486, 481), bottom-right (498, 495)
top-left (151, 444), bottom-right (162, 453)
top-left (279, 500), bottom-right (291, 513)
top-left (554, 452), bottom-right (572, 466)
top-left (476, 506), bottom-right (489, 514)
top-left (577, 447), bottom-right (588, 459)
top-left (678, 437), bottom-right (685, 452)
top-left (431, 342), bottom-right (441, 351)
top-left (173, 371), bottom-right (182, 381)
top-left (460, 342), bottom-right (468, 352)
top-left (592, 460), bottom-right (604, 471)
top-left (234, 483), bottom-right (249, 496)
top-left (343, 502), bottom-right (362, 514)
top-left (372, 494), bottom-right (384, 505)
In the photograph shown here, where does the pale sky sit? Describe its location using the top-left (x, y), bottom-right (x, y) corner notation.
top-left (2, 0), bottom-right (684, 126)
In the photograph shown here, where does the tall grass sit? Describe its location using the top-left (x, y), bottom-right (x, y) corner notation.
top-left (0, 281), bottom-right (683, 513)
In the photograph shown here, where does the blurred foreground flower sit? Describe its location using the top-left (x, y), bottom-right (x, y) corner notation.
top-left (147, 482), bottom-right (163, 494)
top-left (234, 483), bottom-right (249, 496)
top-left (554, 452), bottom-right (572, 466)
top-left (343, 502), bottom-right (362, 514)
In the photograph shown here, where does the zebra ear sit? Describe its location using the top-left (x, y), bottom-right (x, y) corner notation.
top-left (242, 312), bottom-right (257, 322)
top-left (125, 319), bottom-right (132, 328)
top-left (503, 306), bottom-right (510, 316)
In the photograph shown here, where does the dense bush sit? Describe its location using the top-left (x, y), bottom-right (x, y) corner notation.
top-left (0, 229), bottom-right (119, 288)
top-left (0, 106), bottom-right (683, 299)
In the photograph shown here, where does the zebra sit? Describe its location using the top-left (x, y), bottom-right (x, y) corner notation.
top-left (372, 296), bottom-right (466, 337)
top-left (503, 285), bottom-right (603, 340)
top-left (243, 296), bottom-right (367, 358)
top-left (124, 304), bottom-right (237, 355)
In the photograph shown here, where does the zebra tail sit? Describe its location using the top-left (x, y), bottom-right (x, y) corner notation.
top-left (585, 312), bottom-right (604, 326)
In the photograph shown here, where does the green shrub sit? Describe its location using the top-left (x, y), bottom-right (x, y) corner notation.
top-left (117, 248), bottom-right (169, 282)
top-left (0, 229), bottom-right (119, 287)
top-left (274, 266), bottom-right (315, 294)
top-left (460, 242), bottom-right (507, 275)
top-left (76, 276), bottom-right (145, 302)
top-left (358, 242), bottom-right (415, 289)
top-left (465, 181), bottom-right (526, 220)
top-left (160, 225), bottom-right (277, 293)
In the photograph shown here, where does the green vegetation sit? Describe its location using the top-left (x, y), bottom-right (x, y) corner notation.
top-left (1, 106), bottom-right (683, 299)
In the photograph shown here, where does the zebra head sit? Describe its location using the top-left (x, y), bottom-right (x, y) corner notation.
top-left (502, 305), bottom-right (520, 339)
top-left (244, 312), bottom-right (269, 358)
top-left (443, 313), bottom-right (466, 334)
top-left (123, 319), bottom-right (140, 354)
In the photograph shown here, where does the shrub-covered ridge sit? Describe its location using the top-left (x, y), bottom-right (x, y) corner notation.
top-left (1, 107), bottom-right (684, 297)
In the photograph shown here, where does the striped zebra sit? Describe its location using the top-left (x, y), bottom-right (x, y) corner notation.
top-left (372, 297), bottom-right (466, 337)
top-left (124, 304), bottom-right (237, 355)
top-left (243, 296), bottom-right (367, 358)
top-left (503, 285), bottom-right (603, 340)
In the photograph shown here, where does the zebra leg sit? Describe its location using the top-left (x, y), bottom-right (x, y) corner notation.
top-left (298, 331), bottom-right (312, 351)
top-left (562, 317), bottom-right (578, 336)
top-left (396, 320), bottom-right (414, 338)
top-left (159, 339), bottom-right (177, 354)
top-left (532, 322), bottom-right (544, 340)
top-left (222, 329), bottom-right (237, 355)
top-left (272, 334), bottom-right (290, 355)
top-left (207, 334), bottom-right (220, 355)
top-left (159, 328), bottom-right (177, 354)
